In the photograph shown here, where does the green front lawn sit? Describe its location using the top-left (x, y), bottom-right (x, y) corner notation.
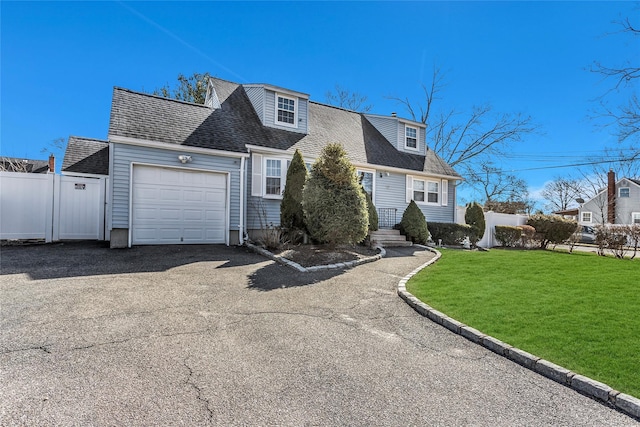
top-left (406, 248), bottom-right (640, 398)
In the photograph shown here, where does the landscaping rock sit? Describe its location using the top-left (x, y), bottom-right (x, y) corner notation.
top-left (615, 393), bottom-right (640, 419)
top-left (506, 347), bottom-right (540, 369)
top-left (460, 326), bottom-right (486, 343)
top-left (571, 375), bottom-right (613, 403)
top-left (481, 336), bottom-right (512, 356)
top-left (534, 359), bottom-right (575, 385)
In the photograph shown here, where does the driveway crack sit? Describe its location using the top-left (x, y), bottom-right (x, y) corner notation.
top-left (183, 358), bottom-right (214, 424)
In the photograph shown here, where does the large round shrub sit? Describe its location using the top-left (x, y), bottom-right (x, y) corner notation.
top-left (400, 200), bottom-right (429, 244)
top-left (302, 144), bottom-right (368, 245)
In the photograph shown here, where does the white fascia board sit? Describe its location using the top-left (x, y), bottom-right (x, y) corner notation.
top-left (61, 172), bottom-right (107, 179)
top-left (364, 113), bottom-right (426, 128)
top-left (245, 144), bottom-right (292, 156)
top-left (350, 161), bottom-right (461, 181)
top-left (108, 135), bottom-right (249, 158)
top-left (243, 84), bottom-right (309, 100)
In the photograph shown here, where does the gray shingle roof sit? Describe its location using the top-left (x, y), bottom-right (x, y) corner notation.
top-left (62, 136), bottom-right (109, 175)
top-left (107, 79), bottom-right (461, 178)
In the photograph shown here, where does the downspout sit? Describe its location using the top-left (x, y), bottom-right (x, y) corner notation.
top-left (239, 156), bottom-right (245, 245)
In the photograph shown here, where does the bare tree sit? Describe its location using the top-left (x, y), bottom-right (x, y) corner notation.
top-left (541, 177), bottom-right (586, 212)
top-left (0, 157), bottom-right (30, 172)
top-left (592, 17), bottom-right (640, 144)
top-left (388, 67), bottom-right (537, 169)
top-left (325, 85), bottom-right (373, 112)
top-left (464, 162), bottom-right (531, 212)
top-left (152, 72), bottom-right (211, 104)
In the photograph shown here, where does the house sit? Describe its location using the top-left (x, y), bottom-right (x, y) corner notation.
top-left (66, 77), bottom-right (462, 248)
top-left (1, 155), bottom-right (54, 173)
top-left (578, 170), bottom-right (640, 226)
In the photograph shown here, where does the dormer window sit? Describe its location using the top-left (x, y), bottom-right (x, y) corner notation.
top-left (405, 125), bottom-right (418, 150)
top-left (276, 94), bottom-right (297, 127)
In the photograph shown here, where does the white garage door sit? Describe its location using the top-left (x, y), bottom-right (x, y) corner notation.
top-left (132, 165), bottom-right (227, 245)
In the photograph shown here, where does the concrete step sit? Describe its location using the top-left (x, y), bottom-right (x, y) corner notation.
top-left (370, 229), bottom-right (412, 247)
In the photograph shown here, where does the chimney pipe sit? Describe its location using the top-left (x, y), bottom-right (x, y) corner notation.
top-left (48, 154), bottom-right (55, 173)
top-left (607, 169), bottom-right (616, 223)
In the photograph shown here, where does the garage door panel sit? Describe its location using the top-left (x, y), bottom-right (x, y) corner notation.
top-left (132, 165), bottom-right (227, 245)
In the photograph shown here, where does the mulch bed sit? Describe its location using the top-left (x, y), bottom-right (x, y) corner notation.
top-left (273, 244), bottom-right (378, 267)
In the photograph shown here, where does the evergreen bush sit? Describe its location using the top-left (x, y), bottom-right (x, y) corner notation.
top-left (465, 202), bottom-right (486, 246)
top-left (364, 190), bottom-right (379, 231)
top-left (302, 144), bottom-right (368, 245)
top-left (280, 149), bottom-right (308, 236)
top-left (399, 200), bottom-right (429, 244)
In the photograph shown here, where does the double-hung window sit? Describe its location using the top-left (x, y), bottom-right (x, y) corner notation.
top-left (405, 125), bottom-right (418, 150)
top-left (265, 159), bottom-right (283, 196)
top-left (413, 179), bottom-right (425, 202)
top-left (581, 212), bottom-right (592, 223)
top-left (632, 212), bottom-right (640, 224)
top-left (619, 187), bottom-right (630, 198)
top-left (427, 181), bottom-right (439, 203)
top-left (407, 176), bottom-right (444, 205)
top-left (276, 94), bottom-right (296, 127)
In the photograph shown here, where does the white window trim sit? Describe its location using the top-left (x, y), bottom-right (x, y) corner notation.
top-left (262, 156), bottom-right (289, 199)
top-left (275, 93), bottom-right (297, 128)
top-left (632, 212), bottom-right (640, 224)
top-left (619, 187), bottom-right (630, 198)
top-left (581, 211), bottom-right (593, 223)
top-left (404, 125), bottom-right (419, 151)
top-left (406, 175), bottom-right (440, 205)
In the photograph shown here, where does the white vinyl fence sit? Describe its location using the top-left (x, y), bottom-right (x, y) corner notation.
top-left (0, 172), bottom-right (107, 242)
top-left (478, 212), bottom-right (529, 248)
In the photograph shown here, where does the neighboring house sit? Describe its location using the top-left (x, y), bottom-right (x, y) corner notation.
top-left (1, 156), bottom-right (54, 173)
top-left (578, 170), bottom-right (640, 226)
top-left (66, 77), bottom-right (461, 248)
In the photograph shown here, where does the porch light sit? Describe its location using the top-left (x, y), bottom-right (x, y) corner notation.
top-left (178, 155), bottom-right (192, 164)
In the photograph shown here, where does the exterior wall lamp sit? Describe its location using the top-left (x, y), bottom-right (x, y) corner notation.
top-left (178, 155), bottom-right (192, 164)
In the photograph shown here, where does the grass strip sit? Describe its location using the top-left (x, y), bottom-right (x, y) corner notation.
top-left (406, 248), bottom-right (640, 398)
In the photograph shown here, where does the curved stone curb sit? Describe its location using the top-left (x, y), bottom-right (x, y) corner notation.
top-left (397, 246), bottom-right (640, 421)
top-left (245, 242), bottom-right (385, 273)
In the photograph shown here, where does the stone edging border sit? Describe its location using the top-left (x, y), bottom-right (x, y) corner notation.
top-left (245, 242), bottom-right (385, 273)
top-left (398, 245), bottom-right (640, 421)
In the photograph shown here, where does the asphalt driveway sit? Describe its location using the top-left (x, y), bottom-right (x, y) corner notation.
top-left (0, 242), bottom-right (636, 426)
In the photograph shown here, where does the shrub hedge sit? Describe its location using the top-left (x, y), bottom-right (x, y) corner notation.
top-left (495, 225), bottom-right (522, 247)
top-left (428, 222), bottom-right (472, 245)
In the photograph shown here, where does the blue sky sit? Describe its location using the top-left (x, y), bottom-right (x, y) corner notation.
top-left (2, 1), bottom-right (637, 204)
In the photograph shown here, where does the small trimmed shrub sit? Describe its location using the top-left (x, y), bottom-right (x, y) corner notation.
top-left (527, 214), bottom-right (578, 249)
top-left (399, 200), bottom-right (429, 244)
top-left (428, 222), bottom-right (472, 245)
top-left (302, 143), bottom-right (368, 246)
top-left (495, 225), bottom-right (522, 247)
top-left (465, 202), bottom-right (486, 246)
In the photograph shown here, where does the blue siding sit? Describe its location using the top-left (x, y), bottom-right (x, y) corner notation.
top-left (245, 86), bottom-right (265, 123)
top-left (365, 116), bottom-right (398, 147)
top-left (111, 143), bottom-right (243, 231)
top-left (374, 172), bottom-right (455, 225)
